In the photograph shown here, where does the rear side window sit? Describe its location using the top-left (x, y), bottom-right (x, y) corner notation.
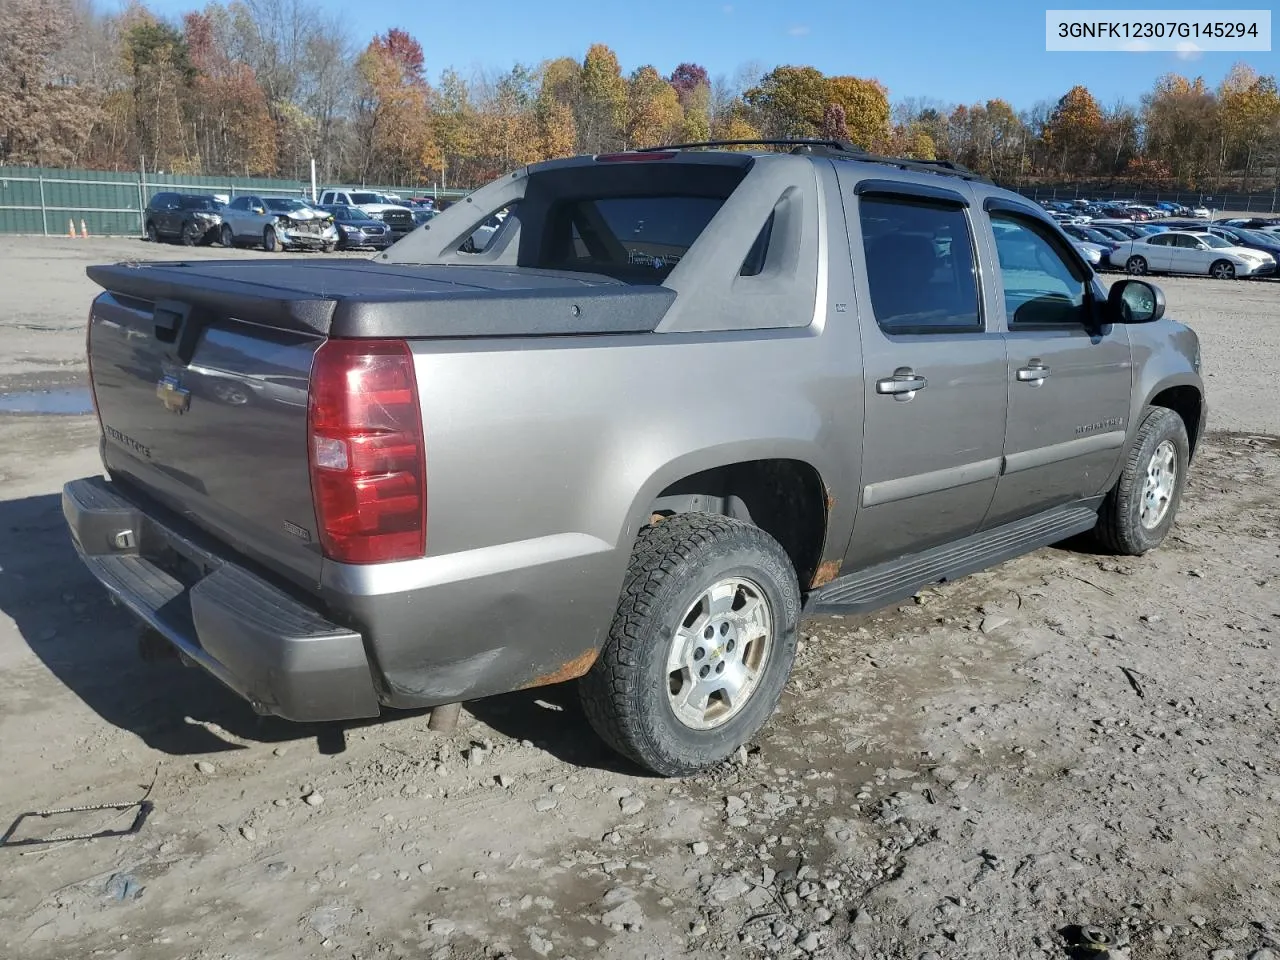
top-left (858, 196), bottom-right (981, 332)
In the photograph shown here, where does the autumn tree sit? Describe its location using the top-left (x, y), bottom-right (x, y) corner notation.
top-left (1218, 63), bottom-right (1280, 190)
top-left (1042, 85), bottom-right (1103, 176)
top-left (0, 0), bottom-right (100, 165)
top-left (824, 75), bottom-right (889, 149)
top-left (669, 62), bottom-right (710, 143)
top-left (1141, 74), bottom-right (1218, 188)
top-left (625, 65), bottom-right (681, 148)
top-left (184, 9), bottom-right (275, 175)
top-left (744, 65), bottom-right (827, 138)
top-left (354, 27), bottom-right (429, 183)
top-left (577, 43), bottom-right (625, 152)
top-left (121, 9), bottom-right (195, 172)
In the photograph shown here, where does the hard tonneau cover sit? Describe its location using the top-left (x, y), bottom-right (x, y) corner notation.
top-left (87, 260), bottom-right (677, 339)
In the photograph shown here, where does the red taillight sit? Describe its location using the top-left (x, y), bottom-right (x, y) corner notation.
top-left (307, 338), bottom-right (426, 564)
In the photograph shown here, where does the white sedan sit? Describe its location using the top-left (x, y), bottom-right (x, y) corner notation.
top-left (1111, 231), bottom-right (1276, 279)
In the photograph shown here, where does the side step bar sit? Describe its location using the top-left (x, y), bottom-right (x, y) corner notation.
top-left (805, 502), bottom-right (1101, 615)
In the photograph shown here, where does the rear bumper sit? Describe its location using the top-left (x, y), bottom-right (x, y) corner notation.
top-left (63, 476), bottom-right (380, 722)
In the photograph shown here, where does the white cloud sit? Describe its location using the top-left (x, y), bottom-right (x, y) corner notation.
top-left (1175, 41), bottom-right (1203, 61)
top-left (721, 3), bottom-right (733, 12)
top-left (788, 24), bottom-right (811, 36)
top-left (1122, 39), bottom-right (1151, 52)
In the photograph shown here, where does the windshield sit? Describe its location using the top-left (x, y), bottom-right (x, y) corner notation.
top-left (350, 192), bottom-right (387, 204)
top-left (181, 197), bottom-right (220, 210)
top-left (1201, 234), bottom-right (1232, 248)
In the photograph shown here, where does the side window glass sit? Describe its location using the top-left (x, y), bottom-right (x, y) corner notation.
top-left (858, 195), bottom-right (981, 332)
top-left (990, 213), bottom-right (1088, 327)
top-left (459, 204), bottom-right (518, 254)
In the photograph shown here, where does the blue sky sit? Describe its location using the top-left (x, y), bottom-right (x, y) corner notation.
top-left (139, 0), bottom-right (1273, 108)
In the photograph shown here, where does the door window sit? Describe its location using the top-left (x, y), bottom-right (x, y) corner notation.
top-left (858, 196), bottom-right (981, 332)
top-left (990, 213), bottom-right (1088, 327)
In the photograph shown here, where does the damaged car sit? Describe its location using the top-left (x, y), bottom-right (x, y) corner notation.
top-left (220, 195), bottom-right (339, 252)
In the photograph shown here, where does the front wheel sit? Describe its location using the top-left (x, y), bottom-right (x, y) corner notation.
top-left (220, 224), bottom-right (235, 247)
top-left (1126, 255), bottom-right (1148, 275)
top-left (263, 226), bottom-right (279, 252)
top-left (145, 221), bottom-right (158, 243)
top-left (579, 513), bottom-right (800, 777)
top-left (1094, 406), bottom-right (1190, 555)
top-left (322, 242), bottom-right (336, 253)
top-left (1209, 259), bottom-right (1236, 280)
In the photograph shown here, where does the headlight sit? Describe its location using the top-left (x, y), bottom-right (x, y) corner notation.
top-left (193, 211), bottom-right (220, 222)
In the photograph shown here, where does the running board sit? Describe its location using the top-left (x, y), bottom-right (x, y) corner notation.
top-left (805, 501), bottom-right (1101, 615)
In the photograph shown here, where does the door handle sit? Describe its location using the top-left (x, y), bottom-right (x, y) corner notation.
top-left (1016, 361), bottom-right (1050, 384)
top-left (876, 369), bottom-right (928, 401)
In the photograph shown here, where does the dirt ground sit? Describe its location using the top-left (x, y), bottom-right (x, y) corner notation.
top-left (1, 237), bottom-right (1278, 960)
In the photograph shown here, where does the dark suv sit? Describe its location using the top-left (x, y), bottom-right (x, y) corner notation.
top-left (144, 192), bottom-right (225, 245)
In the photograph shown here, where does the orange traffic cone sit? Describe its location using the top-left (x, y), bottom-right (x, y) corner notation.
top-left (68, 219), bottom-right (76, 238)
top-left (80, 220), bottom-right (89, 238)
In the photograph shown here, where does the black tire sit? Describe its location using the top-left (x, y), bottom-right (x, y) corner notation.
top-left (579, 513), bottom-right (801, 777)
top-left (145, 221), bottom-right (158, 243)
top-left (263, 226), bottom-right (279, 252)
top-left (1094, 406), bottom-right (1190, 556)
top-left (220, 224), bottom-right (235, 247)
top-left (1126, 255), bottom-right (1148, 275)
top-left (322, 242), bottom-right (336, 253)
top-left (180, 220), bottom-right (198, 246)
top-left (1209, 259), bottom-right (1236, 280)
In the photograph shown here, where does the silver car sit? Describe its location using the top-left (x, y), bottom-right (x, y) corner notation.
top-left (220, 195), bottom-right (339, 252)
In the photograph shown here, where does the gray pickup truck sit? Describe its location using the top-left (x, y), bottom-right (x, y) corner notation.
top-left (64, 141), bottom-right (1206, 776)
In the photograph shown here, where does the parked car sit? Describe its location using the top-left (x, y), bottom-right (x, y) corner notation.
top-left (220, 196), bottom-right (339, 252)
top-left (317, 204), bottom-right (394, 250)
top-left (1071, 240), bottom-right (1107, 268)
top-left (412, 208), bottom-right (437, 227)
top-left (317, 188), bottom-right (417, 237)
top-left (68, 142), bottom-right (1206, 776)
top-left (1190, 206), bottom-right (1212, 218)
top-left (144, 192), bottom-right (224, 245)
top-left (1114, 230), bottom-right (1275, 279)
top-left (1207, 224), bottom-right (1280, 261)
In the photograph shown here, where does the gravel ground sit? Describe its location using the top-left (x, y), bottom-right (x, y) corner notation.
top-left (1, 237), bottom-right (1278, 960)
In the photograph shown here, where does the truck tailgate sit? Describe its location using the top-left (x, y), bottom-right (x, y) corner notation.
top-left (88, 289), bottom-right (326, 588)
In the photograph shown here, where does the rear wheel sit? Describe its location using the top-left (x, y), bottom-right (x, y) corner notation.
top-left (1209, 259), bottom-right (1236, 280)
top-left (1125, 255), bottom-right (1148, 275)
top-left (579, 513), bottom-right (800, 777)
top-left (1094, 406), bottom-right (1190, 555)
top-left (263, 226), bottom-right (279, 252)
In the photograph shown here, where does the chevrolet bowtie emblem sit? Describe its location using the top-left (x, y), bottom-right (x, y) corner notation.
top-left (156, 375), bottom-right (190, 414)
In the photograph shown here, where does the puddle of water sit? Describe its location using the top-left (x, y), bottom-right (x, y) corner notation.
top-left (0, 388), bottom-right (94, 415)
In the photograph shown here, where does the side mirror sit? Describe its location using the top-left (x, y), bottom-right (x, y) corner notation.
top-left (1108, 278), bottom-right (1165, 324)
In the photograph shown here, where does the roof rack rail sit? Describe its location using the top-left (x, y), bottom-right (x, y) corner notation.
top-left (633, 138), bottom-right (993, 184)
top-left (635, 138), bottom-right (864, 156)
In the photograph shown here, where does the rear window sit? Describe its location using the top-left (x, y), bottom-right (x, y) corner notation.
top-left (537, 194), bottom-right (730, 279)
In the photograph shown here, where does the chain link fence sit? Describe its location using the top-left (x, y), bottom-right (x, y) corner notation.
top-left (0, 166), bottom-right (471, 237)
top-left (1015, 184), bottom-right (1280, 214)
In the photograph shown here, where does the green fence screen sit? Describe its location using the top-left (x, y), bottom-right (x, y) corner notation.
top-left (0, 166), bottom-right (469, 236)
